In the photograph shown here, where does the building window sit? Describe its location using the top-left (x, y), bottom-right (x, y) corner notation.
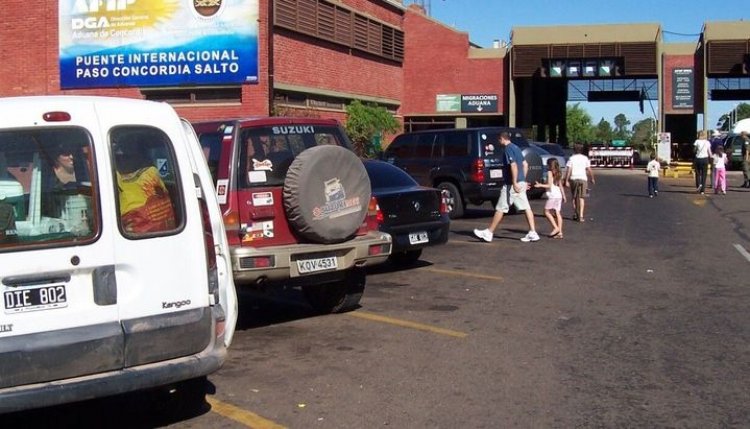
top-left (274, 0), bottom-right (404, 63)
top-left (141, 87), bottom-right (242, 104)
top-left (274, 91), bottom-right (397, 114)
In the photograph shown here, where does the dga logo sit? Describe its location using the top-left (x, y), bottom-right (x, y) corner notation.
top-left (193, 0), bottom-right (224, 17)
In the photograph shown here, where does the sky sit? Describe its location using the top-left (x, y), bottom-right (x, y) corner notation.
top-left (421, 0), bottom-right (749, 131)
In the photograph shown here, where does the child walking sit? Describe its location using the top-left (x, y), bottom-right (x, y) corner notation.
top-left (646, 153), bottom-right (660, 198)
top-left (713, 146), bottom-right (728, 194)
top-left (533, 158), bottom-right (566, 238)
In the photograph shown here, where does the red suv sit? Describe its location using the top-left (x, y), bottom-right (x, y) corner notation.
top-left (193, 118), bottom-right (391, 313)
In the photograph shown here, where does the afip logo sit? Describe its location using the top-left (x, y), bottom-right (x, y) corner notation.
top-left (193, 0), bottom-right (224, 18)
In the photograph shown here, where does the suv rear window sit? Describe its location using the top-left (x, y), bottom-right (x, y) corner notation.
top-left (0, 127), bottom-right (98, 250)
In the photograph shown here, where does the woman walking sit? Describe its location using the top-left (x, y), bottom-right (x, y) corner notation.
top-left (693, 130), bottom-right (711, 194)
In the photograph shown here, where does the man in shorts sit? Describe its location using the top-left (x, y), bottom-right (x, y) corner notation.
top-left (474, 131), bottom-right (539, 243)
top-left (564, 143), bottom-right (595, 221)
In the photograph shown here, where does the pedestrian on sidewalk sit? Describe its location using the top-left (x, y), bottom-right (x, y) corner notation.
top-left (473, 131), bottom-right (539, 243)
top-left (712, 146), bottom-right (728, 194)
top-left (564, 143), bottom-right (595, 222)
top-left (693, 130), bottom-right (711, 194)
top-left (646, 152), bottom-right (660, 198)
top-left (533, 158), bottom-right (566, 238)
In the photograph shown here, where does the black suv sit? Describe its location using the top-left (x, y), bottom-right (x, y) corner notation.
top-left (382, 127), bottom-right (543, 218)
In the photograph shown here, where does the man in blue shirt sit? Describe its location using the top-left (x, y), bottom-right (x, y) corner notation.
top-left (474, 131), bottom-right (539, 242)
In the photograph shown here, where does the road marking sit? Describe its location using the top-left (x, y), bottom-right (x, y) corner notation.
top-left (734, 244), bottom-right (750, 262)
top-left (692, 198), bottom-right (707, 207)
top-left (207, 396), bottom-right (287, 429)
top-left (420, 267), bottom-right (504, 282)
top-left (349, 311), bottom-right (468, 338)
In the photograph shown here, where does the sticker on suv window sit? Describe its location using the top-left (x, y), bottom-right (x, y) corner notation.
top-left (272, 126), bottom-right (315, 135)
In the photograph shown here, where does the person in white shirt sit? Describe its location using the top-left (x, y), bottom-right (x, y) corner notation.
top-left (712, 146), bottom-right (728, 194)
top-left (646, 152), bottom-right (661, 198)
top-left (693, 130), bottom-right (711, 194)
top-left (564, 143), bottom-right (595, 222)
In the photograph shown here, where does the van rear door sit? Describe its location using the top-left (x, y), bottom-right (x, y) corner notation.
top-left (181, 119), bottom-right (237, 346)
top-left (96, 102), bottom-right (214, 367)
top-left (0, 98), bottom-right (122, 388)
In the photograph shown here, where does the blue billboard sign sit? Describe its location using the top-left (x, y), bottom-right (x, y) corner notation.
top-left (59, 0), bottom-right (259, 89)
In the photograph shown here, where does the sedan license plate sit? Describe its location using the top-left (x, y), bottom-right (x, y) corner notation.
top-left (490, 169), bottom-right (503, 179)
top-left (4, 284), bottom-right (68, 314)
top-left (297, 256), bottom-right (338, 274)
top-left (409, 231), bottom-right (429, 245)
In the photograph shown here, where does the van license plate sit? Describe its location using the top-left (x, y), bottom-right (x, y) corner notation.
top-left (297, 256), bottom-right (338, 274)
top-left (4, 284), bottom-right (68, 314)
top-left (490, 169), bottom-right (503, 179)
top-left (409, 232), bottom-right (429, 245)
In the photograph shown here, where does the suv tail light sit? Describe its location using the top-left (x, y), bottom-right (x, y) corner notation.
top-left (469, 158), bottom-right (485, 183)
top-left (439, 190), bottom-right (449, 215)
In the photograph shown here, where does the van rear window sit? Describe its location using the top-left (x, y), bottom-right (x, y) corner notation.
top-left (0, 128), bottom-right (98, 250)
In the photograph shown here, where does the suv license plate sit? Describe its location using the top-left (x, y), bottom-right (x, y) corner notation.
top-left (297, 256), bottom-right (338, 274)
top-left (4, 284), bottom-right (68, 314)
top-left (490, 169), bottom-right (503, 179)
top-left (409, 232), bottom-right (429, 245)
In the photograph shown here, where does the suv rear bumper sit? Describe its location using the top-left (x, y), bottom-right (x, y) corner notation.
top-left (462, 182), bottom-right (501, 203)
top-left (230, 231), bottom-right (392, 284)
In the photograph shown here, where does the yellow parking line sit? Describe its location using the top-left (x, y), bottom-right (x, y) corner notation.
top-left (207, 396), bottom-right (287, 429)
top-left (420, 267), bottom-right (504, 282)
top-left (692, 197), bottom-right (707, 206)
top-left (349, 311), bottom-right (468, 338)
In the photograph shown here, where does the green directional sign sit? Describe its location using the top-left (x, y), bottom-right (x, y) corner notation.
top-left (611, 139), bottom-right (627, 147)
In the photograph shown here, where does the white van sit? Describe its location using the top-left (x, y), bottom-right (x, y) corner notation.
top-left (0, 96), bottom-right (237, 413)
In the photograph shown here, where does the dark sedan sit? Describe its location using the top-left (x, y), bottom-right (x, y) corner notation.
top-left (363, 160), bottom-right (450, 266)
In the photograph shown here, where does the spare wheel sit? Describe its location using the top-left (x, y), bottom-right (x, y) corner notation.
top-left (284, 145), bottom-right (371, 243)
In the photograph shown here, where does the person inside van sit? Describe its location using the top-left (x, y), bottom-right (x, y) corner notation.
top-left (114, 141), bottom-right (176, 234)
top-left (50, 144), bottom-right (77, 190)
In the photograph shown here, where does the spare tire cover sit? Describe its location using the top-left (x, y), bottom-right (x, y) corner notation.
top-left (284, 145), bottom-right (371, 244)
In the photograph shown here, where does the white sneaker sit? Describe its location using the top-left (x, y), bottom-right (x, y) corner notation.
top-left (520, 231), bottom-right (540, 242)
top-left (473, 228), bottom-right (493, 242)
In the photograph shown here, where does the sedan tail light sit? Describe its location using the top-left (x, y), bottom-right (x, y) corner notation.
top-left (366, 196), bottom-right (383, 228)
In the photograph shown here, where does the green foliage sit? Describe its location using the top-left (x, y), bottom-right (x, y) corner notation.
top-left (566, 103), bottom-right (595, 144)
top-left (613, 113), bottom-right (632, 141)
top-left (344, 100), bottom-right (400, 158)
top-left (594, 118), bottom-right (613, 143)
top-left (631, 118), bottom-right (656, 152)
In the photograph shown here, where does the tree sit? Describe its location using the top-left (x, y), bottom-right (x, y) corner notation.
top-left (344, 100), bottom-right (400, 158)
top-left (631, 118), bottom-right (656, 152)
top-left (594, 118), bottom-right (613, 144)
top-left (613, 113), bottom-right (631, 141)
top-left (566, 103), bottom-right (595, 144)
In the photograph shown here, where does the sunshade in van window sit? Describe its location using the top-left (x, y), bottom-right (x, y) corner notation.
top-left (0, 128), bottom-right (98, 250)
top-left (110, 126), bottom-right (183, 238)
top-left (239, 125), bottom-right (345, 188)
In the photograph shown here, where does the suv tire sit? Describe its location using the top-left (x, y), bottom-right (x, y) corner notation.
top-left (303, 268), bottom-right (365, 313)
top-left (284, 146), bottom-right (371, 243)
top-left (436, 182), bottom-right (464, 219)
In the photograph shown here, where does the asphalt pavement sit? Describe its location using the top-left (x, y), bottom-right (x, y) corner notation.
top-left (3, 168), bottom-right (750, 428)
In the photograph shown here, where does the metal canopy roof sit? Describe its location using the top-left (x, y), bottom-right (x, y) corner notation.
top-left (511, 23), bottom-right (662, 46)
